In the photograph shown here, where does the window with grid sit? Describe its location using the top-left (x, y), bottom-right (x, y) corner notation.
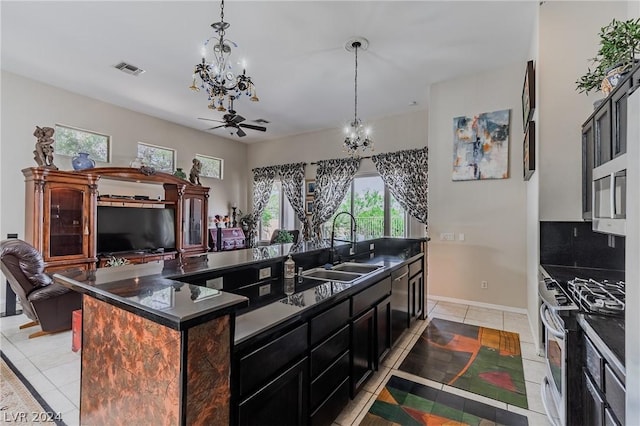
top-left (54, 124), bottom-right (110, 162)
top-left (195, 154), bottom-right (224, 179)
top-left (137, 142), bottom-right (175, 172)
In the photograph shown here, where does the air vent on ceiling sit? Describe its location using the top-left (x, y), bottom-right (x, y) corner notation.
top-left (114, 61), bottom-right (145, 76)
top-left (254, 118), bottom-right (270, 124)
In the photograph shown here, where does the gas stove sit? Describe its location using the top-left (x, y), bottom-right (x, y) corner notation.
top-left (567, 278), bottom-right (625, 316)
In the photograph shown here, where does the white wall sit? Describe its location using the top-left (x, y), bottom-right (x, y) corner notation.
top-left (526, 4), bottom-right (541, 351)
top-left (428, 62), bottom-right (528, 310)
top-left (0, 71), bottom-right (249, 305)
top-left (538, 1), bottom-right (629, 221)
top-left (246, 109), bottom-right (429, 238)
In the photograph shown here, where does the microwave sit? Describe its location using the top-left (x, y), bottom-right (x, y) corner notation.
top-left (592, 153), bottom-right (626, 236)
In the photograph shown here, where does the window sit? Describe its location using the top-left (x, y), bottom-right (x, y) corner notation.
top-left (195, 154), bottom-right (223, 179)
top-left (54, 124), bottom-right (110, 162)
top-left (259, 181), bottom-right (296, 241)
top-left (137, 142), bottom-right (175, 172)
top-left (325, 174), bottom-right (406, 240)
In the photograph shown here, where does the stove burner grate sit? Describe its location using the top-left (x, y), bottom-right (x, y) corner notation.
top-left (567, 278), bottom-right (625, 315)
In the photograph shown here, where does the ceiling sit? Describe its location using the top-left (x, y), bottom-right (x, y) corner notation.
top-left (1, 1), bottom-right (537, 144)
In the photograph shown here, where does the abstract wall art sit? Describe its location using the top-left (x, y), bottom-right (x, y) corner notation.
top-left (452, 109), bottom-right (510, 181)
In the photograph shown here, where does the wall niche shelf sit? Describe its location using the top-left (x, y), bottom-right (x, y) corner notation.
top-left (23, 166), bottom-right (209, 271)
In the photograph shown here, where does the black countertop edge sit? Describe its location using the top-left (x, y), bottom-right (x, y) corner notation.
top-left (577, 313), bottom-right (625, 382)
top-left (53, 274), bottom-right (248, 331)
top-left (233, 252), bottom-right (423, 346)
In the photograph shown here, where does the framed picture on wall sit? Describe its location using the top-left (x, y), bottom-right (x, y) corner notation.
top-left (305, 199), bottom-right (314, 215)
top-left (523, 120), bottom-right (536, 181)
top-left (521, 60), bottom-right (535, 129)
top-left (306, 179), bottom-right (316, 198)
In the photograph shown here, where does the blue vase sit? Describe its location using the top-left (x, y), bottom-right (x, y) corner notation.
top-left (72, 152), bottom-right (95, 170)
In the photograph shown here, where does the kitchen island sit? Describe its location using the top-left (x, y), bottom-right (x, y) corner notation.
top-left (54, 237), bottom-right (427, 425)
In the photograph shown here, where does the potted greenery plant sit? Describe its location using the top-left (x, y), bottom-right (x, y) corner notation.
top-left (576, 17), bottom-right (640, 95)
top-left (273, 230), bottom-right (294, 244)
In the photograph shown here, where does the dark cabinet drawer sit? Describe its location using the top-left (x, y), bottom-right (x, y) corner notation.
top-left (584, 370), bottom-right (605, 426)
top-left (311, 325), bottom-right (349, 378)
top-left (605, 408), bottom-right (620, 426)
top-left (309, 378), bottom-right (350, 426)
top-left (409, 259), bottom-right (422, 278)
top-left (352, 276), bottom-right (391, 316)
top-left (310, 299), bottom-right (349, 346)
top-left (310, 350), bottom-right (349, 410)
top-left (604, 364), bottom-right (625, 425)
top-left (237, 357), bottom-right (308, 426)
top-left (239, 323), bottom-right (308, 396)
top-left (584, 334), bottom-right (604, 389)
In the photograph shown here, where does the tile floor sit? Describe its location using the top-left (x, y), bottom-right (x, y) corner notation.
top-left (0, 300), bottom-right (552, 426)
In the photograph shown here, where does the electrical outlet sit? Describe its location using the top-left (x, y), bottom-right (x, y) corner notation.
top-left (369, 243), bottom-right (375, 250)
top-left (349, 247), bottom-right (355, 255)
top-left (458, 233), bottom-right (465, 241)
top-left (440, 232), bottom-right (455, 241)
top-left (481, 280), bottom-right (488, 289)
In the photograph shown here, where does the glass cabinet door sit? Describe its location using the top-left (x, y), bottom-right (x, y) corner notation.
top-left (48, 187), bottom-right (86, 257)
top-left (183, 197), bottom-right (203, 247)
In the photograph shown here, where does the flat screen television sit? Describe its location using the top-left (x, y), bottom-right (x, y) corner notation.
top-left (97, 206), bottom-right (176, 254)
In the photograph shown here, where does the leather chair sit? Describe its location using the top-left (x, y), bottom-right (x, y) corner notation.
top-left (0, 239), bottom-right (81, 338)
top-left (269, 229), bottom-right (300, 245)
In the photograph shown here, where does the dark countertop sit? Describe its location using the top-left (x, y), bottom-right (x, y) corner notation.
top-left (53, 238), bottom-right (425, 333)
top-left (234, 255), bottom-right (417, 344)
top-left (53, 263), bottom-right (249, 331)
top-left (578, 314), bottom-right (625, 381)
top-left (541, 264), bottom-right (625, 372)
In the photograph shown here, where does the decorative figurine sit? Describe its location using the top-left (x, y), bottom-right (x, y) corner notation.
top-left (189, 158), bottom-right (202, 185)
top-left (33, 126), bottom-right (58, 169)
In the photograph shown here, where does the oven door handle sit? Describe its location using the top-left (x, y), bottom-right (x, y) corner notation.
top-left (540, 304), bottom-right (565, 339)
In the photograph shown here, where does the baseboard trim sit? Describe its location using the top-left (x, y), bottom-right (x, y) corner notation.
top-left (428, 294), bottom-right (528, 315)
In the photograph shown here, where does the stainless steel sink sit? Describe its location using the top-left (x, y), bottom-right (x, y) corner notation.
top-left (301, 269), bottom-right (362, 283)
top-left (331, 262), bottom-right (382, 274)
top-left (301, 263), bottom-right (383, 283)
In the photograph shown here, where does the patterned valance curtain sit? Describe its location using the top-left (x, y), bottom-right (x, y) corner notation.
top-left (311, 157), bottom-right (361, 239)
top-left (372, 147), bottom-right (429, 231)
top-left (278, 162), bottom-right (311, 240)
top-left (250, 166), bottom-right (278, 243)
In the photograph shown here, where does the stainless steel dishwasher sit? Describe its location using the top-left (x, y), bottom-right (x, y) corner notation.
top-left (390, 265), bottom-right (409, 345)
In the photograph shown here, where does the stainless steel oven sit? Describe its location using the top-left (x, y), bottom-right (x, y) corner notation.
top-left (538, 267), bottom-right (578, 426)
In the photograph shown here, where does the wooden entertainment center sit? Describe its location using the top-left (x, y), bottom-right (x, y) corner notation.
top-left (23, 167), bottom-right (210, 272)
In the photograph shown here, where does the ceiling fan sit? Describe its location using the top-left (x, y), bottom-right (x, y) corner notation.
top-left (198, 95), bottom-right (266, 137)
top-left (199, 112), bottom-right (266, 138)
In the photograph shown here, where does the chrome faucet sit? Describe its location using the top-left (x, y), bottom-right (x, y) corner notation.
top-left (330, 211), bottom-right (357, 265)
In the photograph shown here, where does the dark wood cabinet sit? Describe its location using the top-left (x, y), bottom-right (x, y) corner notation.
top-left (583, 370), bottom-right (605, 426)
top-left (582, 120), bottom-right (595, 219)
top-left (582, 61), bottom-right (639, 223)
top-left (237, 357), bottom-right (308, 426)
top-left (23, 167), bottom-right (210, 271)
top-left (410, 272), bottom-right (424, 322)
top-left (351, 307), bottom-right (375, 397)
top-left (594, 101), bottom-right (611, 166)
top-left (581, 332), bottom-right (625, 426)
top-left (376, 296), bottom-right (392, 364)
top-left (23, 168), bottom-right (98, 271)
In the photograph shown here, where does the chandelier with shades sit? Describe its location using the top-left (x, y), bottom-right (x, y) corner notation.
top-left (190, 0), bottom-right (258, 111)
top-left (343, 37), bottom-right (373, 156)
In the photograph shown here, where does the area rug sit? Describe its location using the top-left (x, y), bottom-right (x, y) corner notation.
top-left (0, 351), bottom-right (64, 425)
top-left (361, 375), bottom-right (528, 425)
top-left (398, 318), bottom-right (528, 408)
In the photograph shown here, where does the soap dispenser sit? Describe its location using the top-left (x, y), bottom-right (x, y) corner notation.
top-left (284, 255), bottom-right (295, 279)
